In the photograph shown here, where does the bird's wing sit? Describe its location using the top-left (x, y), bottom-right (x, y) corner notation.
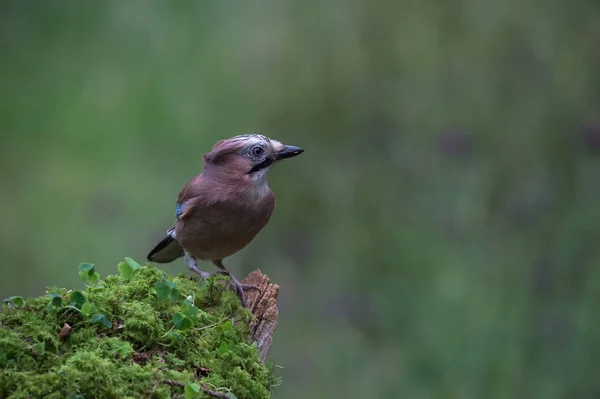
top-left (175, 175), bottom-right (221, 220)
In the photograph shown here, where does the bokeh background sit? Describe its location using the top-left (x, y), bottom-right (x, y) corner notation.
top-left (2, 1), bottom-right (600, 397)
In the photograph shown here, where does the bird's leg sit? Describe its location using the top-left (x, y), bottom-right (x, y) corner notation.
top-left (212, 259), bottom-right (262, 308)
top-left (184, 252), bottom-right (214, 279)
top-left (185, 252), bottom-right (244, 284)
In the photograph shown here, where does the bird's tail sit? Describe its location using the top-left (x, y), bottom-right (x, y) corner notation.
top-left (147, 228), bottom-right (184, 263)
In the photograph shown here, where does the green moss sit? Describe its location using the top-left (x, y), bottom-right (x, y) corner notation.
top-left (0, 261), bottom-right (279, 398)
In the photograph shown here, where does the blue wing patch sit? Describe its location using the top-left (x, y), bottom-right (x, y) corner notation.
top-left (175, 202), bottom-right (183, 219)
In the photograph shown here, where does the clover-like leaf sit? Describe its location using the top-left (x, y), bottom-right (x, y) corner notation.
top-left (218, 341), bottom-right (229, 354)
top-left (46, 302), bottom-right (57, 316)
top-left (118, 261), bottom-right (133, 281)
top-left (46, 294), bottom-right (63, 315)
top-left (80, 302), bottom-right (96, 317)
top-left (124, 257), bottom-right (142, 271)
top-left (165, 279), bottom-right (176, 289)
top-left (119, 257), bottom-right (142, 281)
top-left (78, 263), bottom-right (94, 280)
top-left (169, 288), bottom-right (180, 302)
top-left (221, 319), bottom-right (233, 332)
top-left (3, 296), bottom-right (25, 308)
top-left (88, 272), bottom-right (100, 285)
top-left (91, 313), bottom-right (113, 329)
top-left (78, 263), bottom-right (100, 285)
top-left (69, 291), bottom-right (86, 308)
top-left (79, 263), bottom-right (94, 273)
top-left (154, 281), bottom-right (171, 301)
top-left (172, 312), bottom-right (193, 331)
top-left (184, 383), bottom-right (201, 399)
top-left (155, 279), bottom-right (181, 302)
top-left (49, 293), bottom-right (62, 307)
top-left (182, 300), bottom-right (199, 319)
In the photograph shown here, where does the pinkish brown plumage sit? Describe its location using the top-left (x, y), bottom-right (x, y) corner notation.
top-left (147, 134), bottom-right (303, 307)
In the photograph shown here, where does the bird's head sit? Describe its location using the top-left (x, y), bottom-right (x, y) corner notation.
top-left (203, 134), bottom-right (304, 182)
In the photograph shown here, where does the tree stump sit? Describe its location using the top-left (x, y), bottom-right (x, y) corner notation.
top-left (242, 269), bottom-right (279, 362)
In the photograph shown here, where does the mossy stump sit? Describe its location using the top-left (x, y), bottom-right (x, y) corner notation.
top-left (0, 261), bottom-right (280, 399)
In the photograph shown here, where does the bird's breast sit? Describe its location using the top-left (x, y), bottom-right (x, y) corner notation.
top-left (175, 191), bottom-right (275, 260)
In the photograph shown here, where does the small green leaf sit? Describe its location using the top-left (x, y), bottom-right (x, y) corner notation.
top-left (78, 263), bottom-right (94, 273)
top-left (184, 383), bottom-right (201, 399)
top-left (119, 258), bottom-right (142, 281)
top-left (68, 394), bottom-right (84, 399)
top-left (12, 296), bottom-right (25, 307)
top-left (81, 302), bottom-right (96, 317)
top-left (154, 281), bottom-right (171, 301)
top-left (78, 263), bottom-right (94, 281)
top-left (69, 291), bottom-right (86, 307)
top-left (225, 393), bottom-right (239, 399)
top-left (182, 301), bottom-right (199, 319)
top-left (169, 288), bottom-right (180, 302)
top-left (32, 342), bottom-right (45, 356)
top-left (4, 296), bottom-right (25, 308)
top-left (118, 261), bottom-right (133, 280)
top-left (221, 320), bottom-right (233, 332)
top-left (0, 348), bottom-right (7, 365)
top-left (91, 313), bottom-right (113, 329)
top-left (49, 293), bottom-right (62, 307)
top-left (124, 257), bottom-right (142, 271)
top-left (172, 312), bottom-right (193, 331)
top-left (155, 280), bottom-right (180, 302)
top-left (165, 279), bottom-right (176, 289)
top-left (47, 293), bottom-right (64, 315)
top-left (88, 272), bottom-right (100, 285)
top-left (218, 341), bottom-right (229, 354)
top-left (78, 263), bottom-right (100, 284)
top-left (46, 302), bottom-right (58, 316)
top-left (250, 341), bottom-right (258, 350)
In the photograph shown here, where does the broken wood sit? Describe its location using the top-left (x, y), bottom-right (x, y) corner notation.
top-left (242, 269), bottom-right (279, 362)
top-left (59, 323), bottom-right (72, 340)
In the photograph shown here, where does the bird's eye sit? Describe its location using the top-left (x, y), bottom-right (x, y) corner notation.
top-left (251, 146), bottom-right (264, 157)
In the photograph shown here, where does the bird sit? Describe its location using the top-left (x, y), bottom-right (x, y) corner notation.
top-left (147, 134), bottom-right (303, 307)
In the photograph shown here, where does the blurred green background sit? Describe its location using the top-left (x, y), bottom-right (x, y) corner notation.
top-left (2, 1), bottom-right (600, 397)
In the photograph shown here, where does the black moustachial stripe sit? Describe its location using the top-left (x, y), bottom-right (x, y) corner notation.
top-left (249, 157), bottom-right (274, 173)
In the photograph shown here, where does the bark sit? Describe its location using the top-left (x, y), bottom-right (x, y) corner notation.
top-left (242, 269), bottom-right (280, 362)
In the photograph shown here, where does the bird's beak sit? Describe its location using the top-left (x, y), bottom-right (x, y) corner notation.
top-left (274, 145), bottom-right (304, 161)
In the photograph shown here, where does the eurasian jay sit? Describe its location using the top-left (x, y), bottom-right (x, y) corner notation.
top-left (147, 134), bottom-right (303, 307)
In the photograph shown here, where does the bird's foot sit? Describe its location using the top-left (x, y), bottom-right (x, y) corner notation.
top-left (226, 274), bottom-right (262, 308)
top-left (187, 262), bottom-right (260, 307)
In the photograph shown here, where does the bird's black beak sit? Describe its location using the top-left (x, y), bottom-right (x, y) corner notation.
top-left (274, 145), bottom-right (304, 161)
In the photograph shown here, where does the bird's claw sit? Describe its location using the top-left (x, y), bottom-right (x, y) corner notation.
top-left (228, 277), bottom-right (261, 308)
top-left (186, 256), bottom-right (260, 308)
top-left (237, 283), bottom-right (262, 294)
